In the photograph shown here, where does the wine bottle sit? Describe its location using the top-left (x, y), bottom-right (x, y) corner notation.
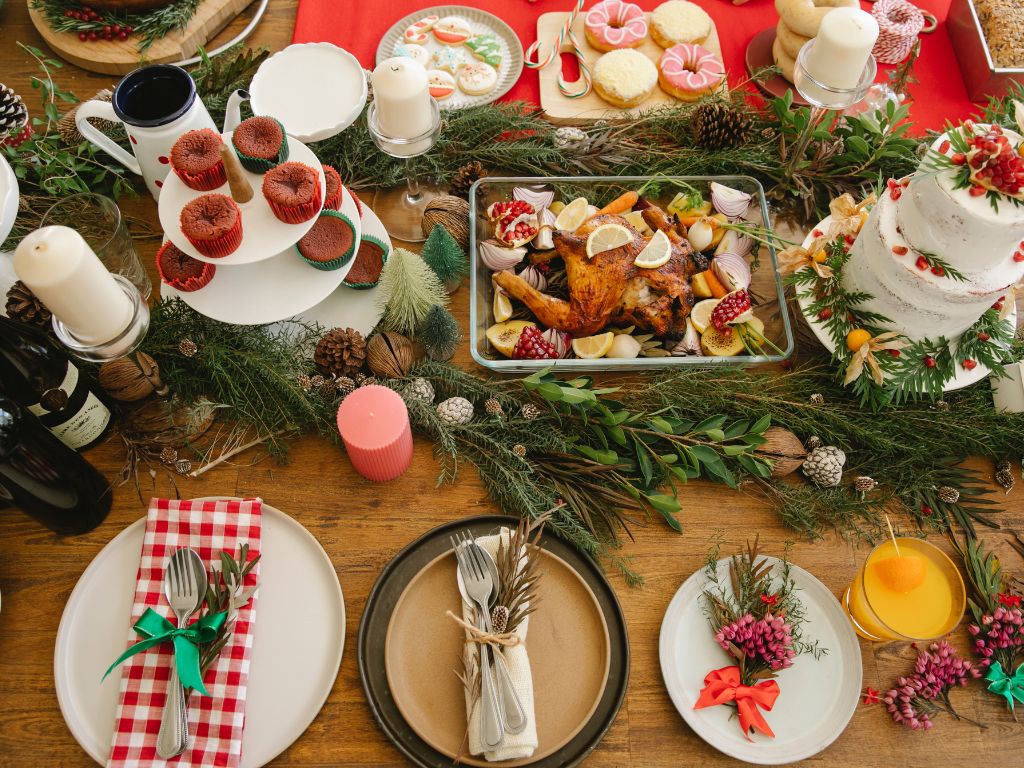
top-left (0, 315), bottom-right (111, 450)
top-left (0, 396), bottom-right (112, 534)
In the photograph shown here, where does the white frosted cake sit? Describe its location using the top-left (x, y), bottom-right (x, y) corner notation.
top-left (842, 125), bottom-right (1024, 342)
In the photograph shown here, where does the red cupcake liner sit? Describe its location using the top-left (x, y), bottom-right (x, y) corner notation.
top-left (344, 184), bottom-right (363, 216)
top-left (155, 241), bottom-right (217, 291)
top-left (323, 165), bottom-right (343, 211)
top-left (184, 213), bottom-right (243, 258)
top-left (266, 181), bottom-right (323, 224)
top-left (173, 160), bottom-right (227, 192)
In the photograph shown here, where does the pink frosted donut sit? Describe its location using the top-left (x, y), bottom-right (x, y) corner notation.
top-left (657, 43), bottom-right (725, 101)
top-left (584, 0), bottom-right (649, 52)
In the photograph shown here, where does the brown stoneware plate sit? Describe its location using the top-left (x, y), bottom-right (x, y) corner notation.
top-left (746, 27), bottom-right (811, 107)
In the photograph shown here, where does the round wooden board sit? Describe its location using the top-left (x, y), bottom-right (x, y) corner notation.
top-left (27, 0), bottom-right (258, 75)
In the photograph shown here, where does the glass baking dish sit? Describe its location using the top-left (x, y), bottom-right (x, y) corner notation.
top-left (468, 175), bottom-right (794, 373)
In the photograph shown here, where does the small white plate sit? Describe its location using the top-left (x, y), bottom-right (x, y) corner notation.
top-left (251, 43), bottom-right (368, 143)
top-left (54, 498), bottom-right (345, 768)
top-left (0, 152), bottom-right (19, 247)
top-left (659, 556), bottom-right (861, 765)
top-left (796, 216), bottom-right (1018, 391)
top-left (158, 132), bottom-right (326, 266)
top-left (160, 186), bottom-right (361, 325)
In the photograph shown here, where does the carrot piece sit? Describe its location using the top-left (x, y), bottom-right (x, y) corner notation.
top-left (598, 190), bottom-right (639, 215)
top-left (703, 269), bottom-right (729, 299)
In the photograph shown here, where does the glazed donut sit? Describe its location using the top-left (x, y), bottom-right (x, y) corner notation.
top-left (584, 0), bottom-right (649, 53)
top-left (774, 0), bottom-right (858, 38)
top-left (657, 43), bottom-right (725, 102)
top-left (775, 20), bottom-right (810, 61)
top-left (772, 36), bottom-right (796, 84)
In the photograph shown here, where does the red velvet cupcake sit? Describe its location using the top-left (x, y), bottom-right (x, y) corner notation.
top-left (344, 184), bottom-right (364, 216)
top-left (323, 165), bottom-right (342, 211)
top-left (170, 129), bottom-right (227, 191)
top-left (262, 162), bottom-right (322, 224)
top-left (295, 210), bottom-right (356, 271)
top-left (156, 240), bottom-right (216, 291)
top-left (232, 116), bottom-right (288, 172)
top-left (179, 193), bottom-right (243, 258)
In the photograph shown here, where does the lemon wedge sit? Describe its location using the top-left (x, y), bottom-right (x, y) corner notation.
top-left (622, 210), bottom-right (652, 235)
top-left (874, 555), bottom-right (927, 593)
top-left (634, 229), bottom-right (672, 269)
top-left (492, 288), bottom-right (513, 323)
top-left (486, 320), bottom-right (535, 358)
top-left (689, 298), bottom-right (720, 334)
top-left (554, 197), bottom-right (589, 232)
top-left (571, 331), bottom-right (615, 359)
top-left (586, 223), bottom-right (632, 258)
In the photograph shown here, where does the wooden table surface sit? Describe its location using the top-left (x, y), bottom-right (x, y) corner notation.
top-left (1, 2), bottom-right (1023, 766)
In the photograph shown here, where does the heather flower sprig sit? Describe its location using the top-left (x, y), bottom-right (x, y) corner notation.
top-left (883, 641), bottom-right (983, 730)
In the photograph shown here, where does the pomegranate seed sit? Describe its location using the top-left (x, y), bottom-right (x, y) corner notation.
top-left (963, 358), bottom-right (977, 370)
top-left (951, 153), bottom-right (966, 165)
top-left (938, 139), bottom-right (950, 154)
top-left (969, 185), bottom-right (987, 197)
top-left (812, 229), bottom-right (823, 237)
top-left (931, 266), bottom-right (945, 276)
top-left (923, 356), bottom-right (936, 368)
top-left (891, 245), bottom-right (908, 255)
top-left (818, 308), bottom-right (833, 320)
top-left (915, 256), bottom-right (929, 270)
top-left (978, 332), bottom-right (990, 341)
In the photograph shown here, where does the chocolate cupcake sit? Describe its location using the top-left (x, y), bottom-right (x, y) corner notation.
top-left (262, 161), bottom-right (323, 224)
top-left (344, 235), bottom-right (389, 289)
top-left (179, 193), bottom-right (243, 258)
top-left (323, 165), bottom-right (343, 211)
top-left (295, 210), bottom-right (357, 271)
top-left (156, 240), bottom-right (216, 291)
top-left (170, 129), bottom-right (226, 191)
top-left (231, 116), bottom-right (289, 172)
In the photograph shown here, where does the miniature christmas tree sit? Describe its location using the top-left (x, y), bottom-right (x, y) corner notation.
top-left (420, 224), bottom-right (469, 290)
top-left (418, 304), bottom-right (461, 361)
top-left (377, 248), bottom-right (448, 335)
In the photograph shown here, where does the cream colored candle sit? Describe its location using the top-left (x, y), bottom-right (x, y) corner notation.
top-left (804, 8), bottom-right (879, 90)
top-left (14, 226), bottom-right (133, 344)
top-left (371, 57), bottom-right (433, 139)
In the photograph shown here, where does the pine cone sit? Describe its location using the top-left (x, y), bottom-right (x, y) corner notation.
top-left (484, 397), bottom-right (504, 417)
top-left (0, 83), bottom-right (29, 146)
top-left (5, 281), bottom-right (52, 330)
top-left (853, 476), bottom-right (877, 493)
top-left (449, 161), bottom-right (488, 199)
top-left (805, 435), bottom-right (823, 451)
top-left (159, 447), bottom-right (178, 464)
top-left (512, 443), bottom-right (527, 458)
top-left (314, 327), bottom-right (367, 377)
top-left (521, 403), bottom-right (540, 421)
top-left (995, 468), bottom-right (1015, 493)
top-left (491, 605), bottom-right (510, 634)
top-left (809, 393), bottom-right (825, 406)
top-left (335, 376), bottom-right (356, 397)
top-left (802, 445), bottom-right (846, 487)
top-left (691, 102), bottom-right (752, 150)
top-left (178, 338), bottom-right (198, 357)
top-left (937, 486), bottom-right (960, 504)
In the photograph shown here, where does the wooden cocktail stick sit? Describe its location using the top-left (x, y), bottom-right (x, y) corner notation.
top-left (220, 144), bottom-right (253, 204)
top-left (885, 515), bottom-right (901, 558)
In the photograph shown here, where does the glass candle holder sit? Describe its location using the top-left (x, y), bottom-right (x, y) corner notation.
top-left (365, 99), bottom-right (443, 243)
top-left (794, 39), bottom-right (878, 110)
top-left (52, 274), bottom-right (150, 362)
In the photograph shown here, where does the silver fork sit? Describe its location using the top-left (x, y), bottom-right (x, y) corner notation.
top-left (452, 533), bottom-right (504, 751)
top-left (156, 548), bottom-right (205, 758)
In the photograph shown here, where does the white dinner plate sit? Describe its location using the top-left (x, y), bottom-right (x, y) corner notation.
top-left (54, 498), bottom-right (345, 767)
top-left (659, 556), bottom-right (861, 765)
top-left (160, 186), bottom-right (361, 325)
top-left (158, 132), bottom-right (326, 266)
top-left (0, 152), bottom-right (19, 247)
top-left (796, 215), bottom-right (1017, 391)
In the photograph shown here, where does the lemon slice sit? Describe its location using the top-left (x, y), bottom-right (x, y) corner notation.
top-left (634, 229), bottom-right (672, 269)
top-left (571, 331), bottom-right (615, 359)
top-left (689, 298), bottom-right (720, 334)
top-left (554, 197), bottom-right (589, 232)
top-left (586, 224), bottom-right (632, 258)
top-left (492, 288), bottom-right (513, 323)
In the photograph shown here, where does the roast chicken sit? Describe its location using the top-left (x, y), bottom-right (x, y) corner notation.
top-left (492, 204), bottom-right (702, 337)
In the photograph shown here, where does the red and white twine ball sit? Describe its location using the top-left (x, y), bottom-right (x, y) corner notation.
top-left (870, 0), bottom-right (936, 65)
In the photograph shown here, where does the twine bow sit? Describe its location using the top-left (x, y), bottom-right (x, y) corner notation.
top-left (693, 665), bottom-right (780, 740)
top-left (446, 610), bottom-right (522, 649)
top-left (844, 332), bottom-right (904, 386)
top-left (986, 661), bottom-right (1024, 711)
top-left (103, 608), bottom-right (227, 696)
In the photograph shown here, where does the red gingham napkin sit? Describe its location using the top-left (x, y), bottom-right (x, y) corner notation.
top-left (106, 498), bottom-right (263, 768)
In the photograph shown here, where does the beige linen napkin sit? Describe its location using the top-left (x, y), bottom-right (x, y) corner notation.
top-left (462, 528), bottom-right (538, 761)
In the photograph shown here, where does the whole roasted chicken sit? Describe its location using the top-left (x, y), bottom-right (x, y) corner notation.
top-left (492, 204), bottom-right (702, 337)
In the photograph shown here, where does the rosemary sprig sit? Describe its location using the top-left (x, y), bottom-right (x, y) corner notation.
top-left (196, 545), bottom-right (260, 680)
top-left (31, 0), bottom-right (202, 52)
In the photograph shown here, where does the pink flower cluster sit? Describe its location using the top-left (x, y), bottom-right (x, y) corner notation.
top-left (714, 613), bottom-right (796, 671)
top-left (968, 607), bottom-right (1024, 667)
top-left (883, 641), bottom-right (980, 730)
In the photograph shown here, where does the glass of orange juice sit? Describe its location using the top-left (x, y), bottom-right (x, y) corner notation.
top-left (843, 537), bottom-right (966, 641)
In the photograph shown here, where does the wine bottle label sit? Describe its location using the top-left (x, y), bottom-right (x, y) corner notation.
top-left (28, 363), bottom-right (111, 449)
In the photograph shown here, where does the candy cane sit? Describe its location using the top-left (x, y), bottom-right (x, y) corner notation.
top-left (525, 0), bottom-right (592, 98)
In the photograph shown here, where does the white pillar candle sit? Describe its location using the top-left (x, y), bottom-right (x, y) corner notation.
top-left (14, 226), bottom-right (133, 344)
top-left (803, 8), bottom-right (879, 90)
top-left (371, 57), bottom-right (433, 140)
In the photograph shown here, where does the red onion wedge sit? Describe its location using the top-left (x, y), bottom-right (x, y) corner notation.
top-left (709, 182), bottom-right (752, 219)
top-left (711, 252), bottom-right (752, 291)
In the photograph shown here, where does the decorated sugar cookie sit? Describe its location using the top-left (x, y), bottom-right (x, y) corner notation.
top-left (465, 33), bottom-right (502, 67)
top-left (404, 14), bottom-right (439, 44)
top-left (458, 61), bottom-right (498, 96)
top-left (393, 42), bottom-right (430, 68)
top-left (433, 16), bottom-right (473, 45)
top-left (432, 46), bottom-right (468, 74)
top-left (427, 70), bottom-right (457, 99)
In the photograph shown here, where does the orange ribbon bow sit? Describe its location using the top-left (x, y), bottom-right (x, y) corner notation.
top-left (693, 665), bottom-right (781, 740)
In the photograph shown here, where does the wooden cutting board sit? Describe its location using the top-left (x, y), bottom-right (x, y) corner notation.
top-left (537, 11), bottom-right (724, 123)
top-left (27, 0), bottom-right (258, 75)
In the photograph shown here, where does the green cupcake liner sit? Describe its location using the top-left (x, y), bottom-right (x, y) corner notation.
top-left (296, 210), bottom-right (357, 272)
top-left (343, 235), bottom-right (389, 289)
top-left (232, 116), bottom-right (290, 173)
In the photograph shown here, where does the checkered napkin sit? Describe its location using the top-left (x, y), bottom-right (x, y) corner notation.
top-left (106, 498), bottom-right (262, 768)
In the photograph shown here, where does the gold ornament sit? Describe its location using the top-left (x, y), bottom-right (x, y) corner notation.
top-left (366, 331), bottom-right (415, 379)
top-left (754, 426), bottom-right (807, 477)
top-left (421, 195), bottom-right (470, 250)
top-left (98, 352), bottom-right (168, 402)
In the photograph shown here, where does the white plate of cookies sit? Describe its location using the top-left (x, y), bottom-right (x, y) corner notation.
top-left (376, 5), bottom-right (524, 108)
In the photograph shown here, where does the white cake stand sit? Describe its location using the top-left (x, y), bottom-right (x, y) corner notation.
top-left (796, 216), bottom-right (1018, 392)
top-left (158, 132), bottom-right (326, 266)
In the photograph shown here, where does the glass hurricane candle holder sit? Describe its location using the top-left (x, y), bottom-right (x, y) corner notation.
top-left (366, 99), bottom-right (443, 243)
top-left (52, 274), bottom-right (150, 362)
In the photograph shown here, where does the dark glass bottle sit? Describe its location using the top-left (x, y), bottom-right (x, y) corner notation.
top-left (0, 315), bottom-right (111, 450)
top-left (0, 396), bottom-right (112, 533)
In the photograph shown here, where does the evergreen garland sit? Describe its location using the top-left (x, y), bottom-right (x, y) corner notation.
top-left (376, 248), bottom-right (448, 335)
top-left (420, 225), bottom-right (468, 286)
top-left (417, 304), bottom-right (460, 361)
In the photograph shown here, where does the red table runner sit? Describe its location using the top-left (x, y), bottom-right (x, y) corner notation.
top-left (294, 0), bottom-right (979, 133)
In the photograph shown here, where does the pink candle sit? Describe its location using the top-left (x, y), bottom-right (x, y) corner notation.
top-left (336, 385), bottom-right (413, 482)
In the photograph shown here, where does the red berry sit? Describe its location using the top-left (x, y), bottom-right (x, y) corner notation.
top-left (87, 31), bottom-right (97, 40)
top-left (118, 30), bottom-right (128, 40)
top-left (923, 356), bottom-right (936, 368)
top-left (78, 31), bottom-right (87, 41)
top-left (921, 505), bottom-right (933, 516)
top-left (915, 256), bottom-right (929, 270)
top-left (891, 245), bottom-right (908, 256)
top-left (888, 349), bottom-right (901, 358)
top-left (102, 25), bottom-right (111, 35)
top-left (512, 326), bottom-right (558, 360)
top-left (963, 358), bottom-right (977, 370)
top-left (931, 266), bottom-right (945, 276)
top-left (818, 308), bottom-right (833, 320)
top-left (125, 26), bottom-right (134, 34)
top-left (951, 152), bottom-right (966, 165)
top-left (978, 332), bottom-right (990, 341)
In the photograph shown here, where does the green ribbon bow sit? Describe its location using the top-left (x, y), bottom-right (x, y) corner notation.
top-left (103, 608), bottom-right (227, 696)
top-left (985, 661), bottom-right (1024, 711)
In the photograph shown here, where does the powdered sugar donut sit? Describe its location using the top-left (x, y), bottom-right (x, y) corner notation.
top-left (393, 41), bottom-right (430, 68)
top-left (657, 43), bottom-right (725, 101)
top-left (775, 0), bottom-right (858, 38)
top-left (650, 0), bottom-right (712, 48)
top-left (458, 61), bottom-right (498, 96)
top-left (593, 48), bottom-right (658, 108)
top-left (403, 15), bottom-right (439, 44)
top-left (433, 16), bottom-right (473, 46)
top-left (427, 70), bottom-right (456, 100)
top-left (775, 19), bottom-right (810, 61)
top-left (585, 0), bottom-right (649, 52)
